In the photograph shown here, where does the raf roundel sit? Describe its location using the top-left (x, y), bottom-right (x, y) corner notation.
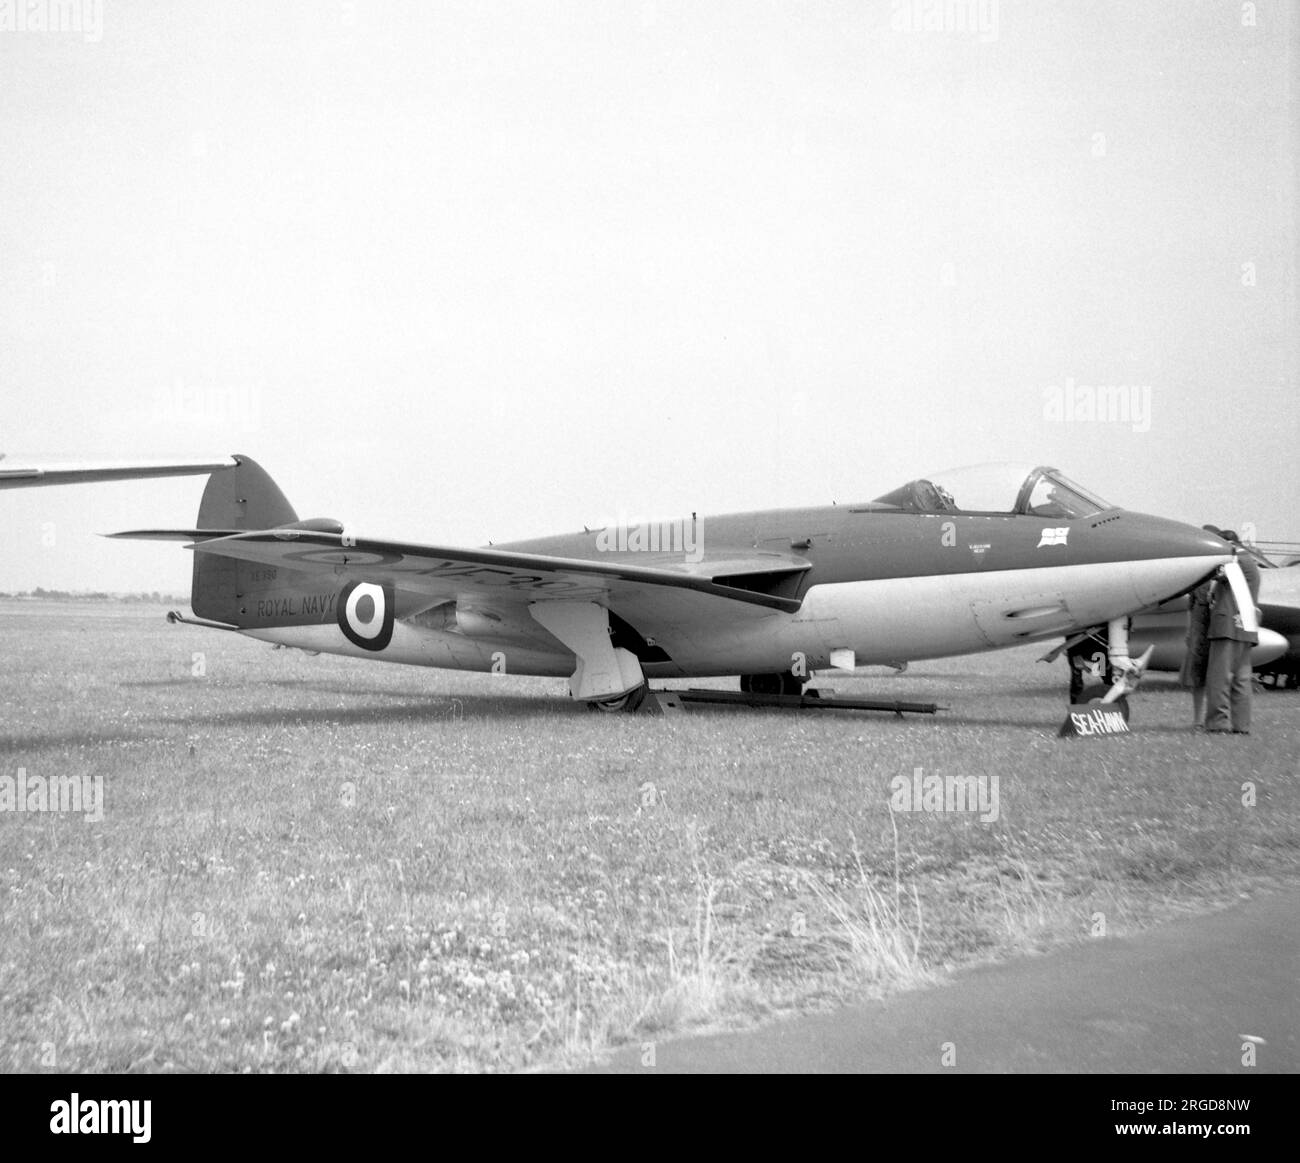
top-left (337, 581), bottom-right (395, 651)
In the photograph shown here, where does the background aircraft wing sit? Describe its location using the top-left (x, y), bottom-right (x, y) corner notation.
top-left (0, 457), bottom-right (237, 490)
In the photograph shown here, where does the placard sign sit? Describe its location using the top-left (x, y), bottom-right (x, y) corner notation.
top-left (1059, 702), bottom-right (1130, 738)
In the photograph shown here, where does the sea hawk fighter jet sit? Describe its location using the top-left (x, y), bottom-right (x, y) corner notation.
top-left (110, 457), bottom-right (1237, 711)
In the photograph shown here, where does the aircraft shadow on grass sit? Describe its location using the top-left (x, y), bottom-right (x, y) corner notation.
top-left (0, 693), bottom-right (569, 751)
top-left (117, 678), bottom-right (447, 699)
top-left (154, 691), bottom-right (571, 730)
top-left (0, 698), bottom-right (1226, 750)
top-left (0, 728), bottom-right (155, 752)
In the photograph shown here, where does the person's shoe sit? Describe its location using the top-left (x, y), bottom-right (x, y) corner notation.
top-left (1205, 728), bottom-right (1231, 734)
top-left (1232, 729), bottom-right (1251, 735)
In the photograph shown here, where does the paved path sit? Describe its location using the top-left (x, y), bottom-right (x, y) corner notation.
top-left (594, 890), bottom-right (1299, 1073)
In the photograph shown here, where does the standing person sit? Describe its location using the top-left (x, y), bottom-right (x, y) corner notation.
top-left (1179, 580), bottom-right (1213, 728)
top-left (1204, 531), bottom-right (1263, 734)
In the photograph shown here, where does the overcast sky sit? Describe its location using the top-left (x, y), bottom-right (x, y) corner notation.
top-left (1, 0), bottom-right (1296, 593)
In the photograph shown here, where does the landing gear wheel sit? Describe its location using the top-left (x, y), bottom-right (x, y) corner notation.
top-left (740, 672), bottom-right (806, 697)
top-left (588, 682), bottom-right (649, 713)
top-left (1078, 683), bottom-right (1130, 722)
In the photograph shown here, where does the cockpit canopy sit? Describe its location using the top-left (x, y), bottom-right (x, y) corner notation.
top-left (871, 463), bottom-right (1114, 519)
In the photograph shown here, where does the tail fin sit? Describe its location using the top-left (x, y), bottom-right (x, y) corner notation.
top-left (195, 454), bottom-right (297, 531)
top-left (192, 455), bottom-right (299, 624)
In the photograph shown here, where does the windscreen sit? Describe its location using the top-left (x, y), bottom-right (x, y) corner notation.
top-left (1023, 471), bottom-right (1113, 519)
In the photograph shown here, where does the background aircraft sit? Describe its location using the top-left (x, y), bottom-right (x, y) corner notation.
top-left (0, 455), bottom-right (236, 490)
top-left (1128, 547), bottom-right (1300, 689)
top-left (111, 456), bottom-right (1234, 711)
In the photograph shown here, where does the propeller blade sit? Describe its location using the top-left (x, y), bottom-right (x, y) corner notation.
top-left (1221, 558), bottom-right (1259, 634)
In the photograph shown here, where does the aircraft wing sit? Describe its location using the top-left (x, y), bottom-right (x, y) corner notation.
top-left (0, 457), bottom-right (237, 490)
top-left (107, 527), bottom-right (811, 615)
top-left (1260, 567), bottom-right (1300, 610)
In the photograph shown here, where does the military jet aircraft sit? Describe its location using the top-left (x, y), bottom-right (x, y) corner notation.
top-left (107, 456), bottom-right (1240, 711)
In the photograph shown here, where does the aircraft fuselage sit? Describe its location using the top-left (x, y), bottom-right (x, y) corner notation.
top-left (241, 504), bottom-right (1229, 680)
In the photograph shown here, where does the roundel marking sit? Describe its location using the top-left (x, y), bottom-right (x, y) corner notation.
top-left (338, 581), bottom-right (395, 651)
top-left (282, 548), bottom-right (404, 567)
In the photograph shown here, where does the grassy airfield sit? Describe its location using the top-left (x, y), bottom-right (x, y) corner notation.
top-left (1, 598), bottom-right (1296, 1073)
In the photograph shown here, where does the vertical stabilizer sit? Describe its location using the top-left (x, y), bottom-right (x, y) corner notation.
top-left (192, 456), bottom-right (298, 624)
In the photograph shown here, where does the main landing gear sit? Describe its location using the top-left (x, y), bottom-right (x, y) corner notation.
top-left (588, 683), bottom-right (651, 713)
top-left (739, 672), bottom-right (806, 697)
top-left (587, 672), bottom-right (808, 712)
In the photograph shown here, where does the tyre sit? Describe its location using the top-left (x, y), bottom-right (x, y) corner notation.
top-left (589, 682), bottom-right (649, 713)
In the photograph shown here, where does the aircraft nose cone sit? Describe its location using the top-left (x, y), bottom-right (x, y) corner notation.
top-left (1112, 512), bottom-right (1233, 561)
top-left (1098, 512), bottom-right (1234, 607)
